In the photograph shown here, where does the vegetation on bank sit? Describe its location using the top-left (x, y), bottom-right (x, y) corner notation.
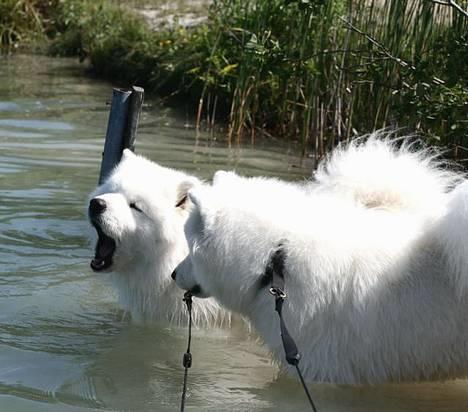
top-left (1, 0), bottom-right (467, 158)
top-left (0, 0), bottom-right (47, 49)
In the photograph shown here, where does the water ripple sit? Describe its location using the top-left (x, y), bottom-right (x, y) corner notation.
top-left (0, 119), bottom-right (74, 131)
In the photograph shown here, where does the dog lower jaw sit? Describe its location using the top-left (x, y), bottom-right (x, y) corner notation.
top-left (90, 222), bottom-right (117, 272)
top-left (90, 255), bottom-right (113, 272)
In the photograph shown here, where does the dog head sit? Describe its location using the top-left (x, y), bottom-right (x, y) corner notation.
top-left (171, 186), bottom-right (219, 299)
top-left (172, 174), bottom-right (294, 313)
top-left (88, 149), bottom-right (200, 274)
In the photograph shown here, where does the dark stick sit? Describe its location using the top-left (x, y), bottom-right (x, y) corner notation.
top-left (99, 88), bottom-right (131, 184)
top-left (123, 86), bottom-right (144, 152)
top-left (98, 87), bottom-right (145, 184)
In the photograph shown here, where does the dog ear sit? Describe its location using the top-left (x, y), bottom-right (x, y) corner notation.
top-left (187, 187), bottom-right (220, 233)
top-left (176, 177), bottom-right (201, 209)
top-left (188, 187), bottom-right (216, 213)
top-left (187, 187), bottom-right (203, 209)
top-left (121, 148), bottom-right (136, 162)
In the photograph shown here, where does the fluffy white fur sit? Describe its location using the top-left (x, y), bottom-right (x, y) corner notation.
top-left (174, 136), bottom-right (468, 384)
top-left (313, 136), bottom-right (458, 217)
top-left (89, 149), bottom-right (230, 326)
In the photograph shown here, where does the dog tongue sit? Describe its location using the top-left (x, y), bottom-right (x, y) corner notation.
top-left (91, 231), bottom-right (116, 272)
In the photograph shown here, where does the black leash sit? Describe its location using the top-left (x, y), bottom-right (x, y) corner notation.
top-left (266, 247), bottom-right (319, 412)
top-left (180, 291), bottom-right (193, 412)
top-left (178, 247), bottom-right (317, 411)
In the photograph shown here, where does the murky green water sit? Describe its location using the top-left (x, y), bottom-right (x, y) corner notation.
top-left (1, 54), bottom-right (468, 412)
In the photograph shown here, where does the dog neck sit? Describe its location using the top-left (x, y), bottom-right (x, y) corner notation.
top-left (111, 259), bottom-right (231, 328)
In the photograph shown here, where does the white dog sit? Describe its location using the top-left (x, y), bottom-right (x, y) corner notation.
top-left (88, 149), bottom-right (230, 326)
top-left (174, 136), bottom-right (468, 384)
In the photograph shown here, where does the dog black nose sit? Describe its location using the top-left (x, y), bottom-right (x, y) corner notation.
top-left (171, 270), bottom-right (177, 280)
top-left (89, 198), bottom-right (106, 217)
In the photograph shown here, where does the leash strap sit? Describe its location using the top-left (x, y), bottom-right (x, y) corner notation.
top-left (180, 291), bottom-right (193, 412)
top-left (268, 247), bottom-right (319, 412)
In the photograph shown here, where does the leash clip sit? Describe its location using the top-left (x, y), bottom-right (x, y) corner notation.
top-left (269, 287), bottom-right (286, 298)
top-left (183, 291), bottom-right (193, 310)
top-left (180, 291), bottom-right (194, 412)
top-left (183, 352), bottom-right (192, 368)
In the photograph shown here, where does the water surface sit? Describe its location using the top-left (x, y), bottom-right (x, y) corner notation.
top-left (1, 54), bottom-right (468, 411)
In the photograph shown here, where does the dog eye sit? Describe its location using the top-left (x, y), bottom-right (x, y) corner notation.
top-left (129, 202), bottom-right (143, 212)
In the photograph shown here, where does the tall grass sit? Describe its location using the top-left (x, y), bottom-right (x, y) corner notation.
top-left (1, 0), bottom-right (466, 158)
top-left (0, 0), bottom-right (45, 50)
top-left (196, 0), bottom-right (467, 157)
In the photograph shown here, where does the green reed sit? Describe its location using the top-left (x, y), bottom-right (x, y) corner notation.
top-left (197, 0), bottom-right (467, 156)
top-left (0, 0), bottom-right (45, 50)
top-left (1, 0), bottom-right (466, 157)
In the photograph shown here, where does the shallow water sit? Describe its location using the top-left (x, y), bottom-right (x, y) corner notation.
top-left (1, 54), bottom-right (468, 412)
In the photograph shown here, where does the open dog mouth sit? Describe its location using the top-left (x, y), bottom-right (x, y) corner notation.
top-left (90, 224), bottom-right (116, 272)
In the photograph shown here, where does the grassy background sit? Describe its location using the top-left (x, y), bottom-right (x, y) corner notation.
top-left (1, 0), bottom-right (467, 159)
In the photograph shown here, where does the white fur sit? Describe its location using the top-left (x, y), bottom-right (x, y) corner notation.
top-left (174, 137), bottom-right (468, 384)
top-left (435, 180), bottom-right (468, 296)
top-left (314, 133), bottom-right (462, 216)
top-left (89, 149), bottom-right (230, 326)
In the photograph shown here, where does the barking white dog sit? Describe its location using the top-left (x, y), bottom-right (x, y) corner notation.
top-left (174, 136), bottom-right (468, 384)
top-left (88, 149), bottom-right (230, 326)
